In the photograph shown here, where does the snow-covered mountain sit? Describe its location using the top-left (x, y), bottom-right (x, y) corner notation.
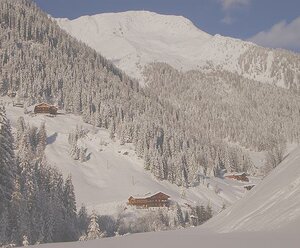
top-left (56, 11), bottom-right (300, 88)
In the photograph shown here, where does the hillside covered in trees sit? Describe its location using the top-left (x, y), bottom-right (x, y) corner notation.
top-left (0, 106), bottom-right (79, 246)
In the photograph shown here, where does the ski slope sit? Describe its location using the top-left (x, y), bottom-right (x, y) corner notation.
top-left (55, 11), bottom-right (300, 87)
top-left (2, 97), bottom-right (257, 215)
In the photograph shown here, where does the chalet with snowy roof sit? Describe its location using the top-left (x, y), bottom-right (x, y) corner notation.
top-left (128, 192), bottom-right (170, 208)
top-left (34, 103), bottom-right (58, 115)
top-left (225, 172), bottom-right (249, 182)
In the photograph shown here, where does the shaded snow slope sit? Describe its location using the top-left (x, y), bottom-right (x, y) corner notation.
top-left (56, 11), bottom-right (300, 87)
top-left (2, 98), bottom-right (256, 214)
top-left (204, 145), bottom-right (300, 232)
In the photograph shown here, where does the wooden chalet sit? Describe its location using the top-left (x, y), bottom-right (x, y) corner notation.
top-left (34, 103), bottom-right (58, 115)
top-left (225, 172), bottom-right (249, 182)
top-left (128, 192), bottom-right (170, 208)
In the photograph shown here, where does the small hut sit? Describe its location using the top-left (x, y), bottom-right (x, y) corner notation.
top-left (34, 103), bottom-right (58, 115)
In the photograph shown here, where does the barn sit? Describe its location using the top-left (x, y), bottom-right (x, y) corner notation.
top-left (128, 192), bottom-right (170, 208)
top-left (34, 103), bottom-right (58, 115)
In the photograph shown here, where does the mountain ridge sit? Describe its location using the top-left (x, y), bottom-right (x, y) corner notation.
top-left (56, 10), bottom-right (300, 88)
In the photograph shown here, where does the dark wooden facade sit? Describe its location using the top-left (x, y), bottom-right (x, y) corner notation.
top-left (128, 192), bottom-right (170, 208)
top-left (34, 103), bottom-right (58, 115)
top-left (225, 173), bottom-right (249, 182)
top-left (244, 185), bottom-right (255, 191)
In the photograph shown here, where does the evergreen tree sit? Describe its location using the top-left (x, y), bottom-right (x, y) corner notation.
top-left (22, 235), bottom-right (29, 247)
top-left (63, 175), bottom-right (78, 241)
top-left (86, 211), bottom-right (102, 240)
top-left (0, 106), bottom-right (15, 215)
top-left (176, 204), bottom-right (185, 227)
top-left (77, 204), bottom-right (89, 236)
top-left (37, 122), bottom-right (47, 155)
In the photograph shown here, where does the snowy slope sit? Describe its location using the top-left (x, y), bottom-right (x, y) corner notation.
top-left (1, 97), bottom-right (256, 215)
top-left (204, 145), bottom-right (300, 232)
top-left (55, 11), bottom-right (300, 87)
top-left (32, 145), bottom-right (300, 248)
top-left (33, 228), bottom-right (299, 248)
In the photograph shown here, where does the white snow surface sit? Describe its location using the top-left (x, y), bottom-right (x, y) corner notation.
top-left (2, 98), bottom-right (255, 215)
top-left (204, 145), bottom-right (300, 232)
top-left (33, 228), bottom-right (299, 248)
top-left (55, 11), bottom-right (257, 85)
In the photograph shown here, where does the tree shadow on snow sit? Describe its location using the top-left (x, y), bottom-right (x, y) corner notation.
top-left (46, 132), bottom-right (58, 145)
top-left (86, 152), bottom-right (92, 161)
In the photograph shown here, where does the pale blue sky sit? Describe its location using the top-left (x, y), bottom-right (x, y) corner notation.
top-left (35, 0), bottom-right (300, 52)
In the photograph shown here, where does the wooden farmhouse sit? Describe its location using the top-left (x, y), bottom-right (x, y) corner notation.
top-left (128, 192), bottom-right (170, 208)
top-left (34, 103), bottom-right (58, 115)
top-left (225, 172), bottom-right (249, 182)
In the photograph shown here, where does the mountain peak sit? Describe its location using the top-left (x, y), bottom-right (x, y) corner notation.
top-left (56, 11), bottom-right (300, 87)
top-left (58, 10), bottom-right (210, 38)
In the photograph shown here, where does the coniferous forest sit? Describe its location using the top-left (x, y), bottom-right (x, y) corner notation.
top-left (0, 106), bottom-right (78, 245)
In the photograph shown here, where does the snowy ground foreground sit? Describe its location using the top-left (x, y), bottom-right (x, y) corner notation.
top-left (55, 11), bottom-right (280, 86)
top-left (33, 226), bottom-right (299, 248)
top-left (204, 145), bottom-right (300, 232)
top-left (2, 97), bottom-right (258, 214)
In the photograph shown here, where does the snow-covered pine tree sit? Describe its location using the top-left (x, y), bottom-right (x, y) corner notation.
top-left (15, 117), bottom-right (26, 149)
top-left (176, 204), bottom-right (185, 227)
top-left (8, 179), bottom-right (29, 245)
top-left (63, 175), bottom-right (78, 241)
top-left (22, 235), bottom-right (29, 247)
top-left (37, 122), bottom-right (47, 155)
top-left (77, 204), bottom-right (89, 237)
top-left (0, 209), bottom-right (9, 246)
top-left (0, 106), bottom-right (15, 214)
top-left (79, 147), bottom-right (88, 162)
top-left (86, 211), bottom-right (102, 240)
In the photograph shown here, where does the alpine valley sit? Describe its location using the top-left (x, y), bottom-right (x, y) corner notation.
top-left (0, 0), bottom-right (300, 247)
